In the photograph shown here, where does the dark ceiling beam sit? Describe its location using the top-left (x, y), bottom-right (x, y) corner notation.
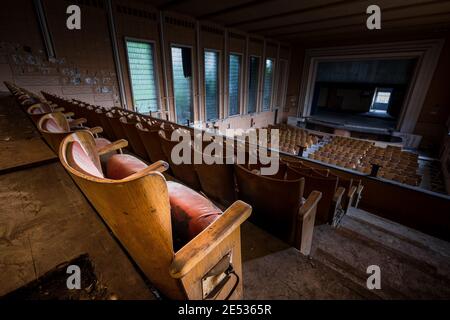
top-left (158, 0), bottom-right (187, 10)
top-left (226, 0), bottom-right (360, 28)
top-left (285, 21), bottom-right (450, 41)
top-left (274, 11), bottom-right (450, 38)
top-left (197, 0), bottom-right (274, 20)
top-left (250, 1), bottom-right (449, 34)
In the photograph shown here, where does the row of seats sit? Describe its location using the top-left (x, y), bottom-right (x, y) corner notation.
top-left (41, 91), bottom-right (325, 251)
top-left (267, 124), bottom-right (320, 155)
top-left (6, 83), bottom-right (364, 299)
top-left (308, 136), bottom-right (422, 186)
top-left (6, 83), bottom-right (252, 300)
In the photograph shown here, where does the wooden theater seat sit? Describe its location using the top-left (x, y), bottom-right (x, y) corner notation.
top-left (234, 164), bottom-right (322, 255)
top-left (120, 116), bottom-right (149, 161)
top-left (59, 131), bottom-right (252, 300)
top-left (106, 110), bottom-right (129, 143)
top-left (192, 143), bottom-right (237, 208)
top-left (286, 165), bottom-right (345, 226)
top-left (37, 112), bottom-right (109, 153)
top-left (158, 129), bottom-right (202, 190)
top-left (136, 122), bottom-right (169, 163)
top-left (27, 103), bottom-right (65, 124)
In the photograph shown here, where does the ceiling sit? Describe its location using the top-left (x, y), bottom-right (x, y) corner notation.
top-left (142, 0), bottom-right (450, 43)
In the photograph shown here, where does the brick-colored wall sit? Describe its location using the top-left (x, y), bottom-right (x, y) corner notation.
top-left (0, 0), bottom-right (290, 130)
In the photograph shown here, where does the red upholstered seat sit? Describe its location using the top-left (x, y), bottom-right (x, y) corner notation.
top-left (67, 143), bottom-right (219, 246)
top-left (106, 154), bottom-right (148, 180)
top-left (167, 181), bottom-right (221, 246)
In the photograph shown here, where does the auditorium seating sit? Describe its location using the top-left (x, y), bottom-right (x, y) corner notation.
top-left (267, 124), bottom-right (320, 155)
top-left (158, 129), bottom-right (202, 190)
top-left (37, 111), bottom-right (111, 154)
top-left (120, 115), bottom-right (149, 161)
top-left (59, 130), bottom-right (252, 300)
top-left (234, 163), bottom-right (322, 254)
top-left (308, 136), bottom-right (422, 186)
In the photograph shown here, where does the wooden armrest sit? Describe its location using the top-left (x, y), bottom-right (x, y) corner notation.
top-left (88, 126), bottom-right (103, 135)
top-left (293, 191), bottom-right (322, 254)
top-left (357, 184), bottom-right (364, 195)
top-left (69, 118), bottom-right (87, 127)
top-left (348, 185), bottom-right (357, 200)
top-left (170, 200), bottom-right (252, 278)
top-left (299, 191), bottom-right (322, 219)
top-left (125, 160), bottom-right (170, 180)
top-left (333, 186), bottom-right (345, 204)
top-left (97, 139), bottom-right (128, 155)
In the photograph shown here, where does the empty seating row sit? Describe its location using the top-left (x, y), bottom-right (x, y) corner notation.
top-left (308, 135), bottom-right (422, 186)
top-left (40, 91), bottom-right (326, 255)
top-left (266, 124), bottom-right (319, 155)
top-left (7, 83), bottom-right (252, 300)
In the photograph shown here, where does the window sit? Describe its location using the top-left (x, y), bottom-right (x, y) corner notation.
top-left (247, 56), bottom-right (260, 114)
top-left (370, 88), bottom-right (393, 114)
top-left (262, 58), bottom-right (275, 111)
top-left (171, 46), bottom-right (193, 125)
top-left (276, 59), bottom-right (288, 110)
top-left (125, 40), bottom-right (158, 114)
top-left (228, 54), bottom-right (241, 116)
top-left (204, 50), bottom-right (219, 121)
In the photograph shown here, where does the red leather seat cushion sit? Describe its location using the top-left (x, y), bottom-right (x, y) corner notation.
top-left (67, 141), bottom-right (104, 178)
top-left (167, 181), bottom-right (221, 246)
top-left (106, 154), bottom-right (148, 180)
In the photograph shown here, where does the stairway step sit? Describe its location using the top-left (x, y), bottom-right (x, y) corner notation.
top-left (347, 208), bottom-right (450, 258)
top-left (338, 216), bottom-right (450, 281)
top-left (311, 225), bottom-right (450, 299)
top-left (313, 248), bottom-right (406, 300)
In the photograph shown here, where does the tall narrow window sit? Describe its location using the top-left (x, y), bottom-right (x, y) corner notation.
top-left (276, 59), bottom-right (288, 110)
top-left (171, 46), bottom-right (193, 125)
top-left (247, 56), bottom-right (260, 114)
top-left (262, 58), bottom-right (275, 111)
top-left (125, 40), bottom-right (158, 114)
top-left (228, 54), bottom-right (241, 116)
top-left (204, 50), bottom-right (219, 121)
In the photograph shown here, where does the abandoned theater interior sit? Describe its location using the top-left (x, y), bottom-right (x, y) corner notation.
top-left (1, 0), bottom-right (450, 303)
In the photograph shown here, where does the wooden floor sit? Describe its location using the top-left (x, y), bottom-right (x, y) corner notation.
top-left (1, 92), bottom-right (449, 300)
top-left (0, 94), bottom-right (56, 173)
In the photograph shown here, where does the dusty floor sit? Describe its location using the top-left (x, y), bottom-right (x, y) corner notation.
top-left (1, 92), bottom-right (450, 300)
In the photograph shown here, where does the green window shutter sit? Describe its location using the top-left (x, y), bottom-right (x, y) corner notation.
top-left (263, 58), bottom-right (274, 111)
top-left (247, 56), bottom-right (260, 114)
top-left (228, 54), bottom-right (241, 116)
top-left (204, 51), bottom-right (219, 121)
top-left (125, 40), bottom-right (158, 114)
top-left (171, 47), bottom-right (193, 125)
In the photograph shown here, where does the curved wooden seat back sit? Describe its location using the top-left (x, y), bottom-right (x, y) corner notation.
top-left (85, 105), bottom-right (102, 127)
top-left (158, 130), bottom-right (202, 190)
top-left (120, 117), bottom-right (149, 160)
top-left (136, 122), bottom-right (169, 163)
top-left (60, 131), bottom-right (251, 299)
top-left (27, 103), bottom-right (55, 124)
top-left (96, 109), bottom-right (116, 140)
top-left (287, 165), bottom-right (338, 224)
top-left (193, 145), bottom-right (237, 207)
top-left (106, 111), bottom-right (128, 143)
top-left (37, 112), bottom-right (72, 152)
top-left (59, 130), bottom-right (182, 298)
top-left (234, 164), bottom-right (304, 242)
